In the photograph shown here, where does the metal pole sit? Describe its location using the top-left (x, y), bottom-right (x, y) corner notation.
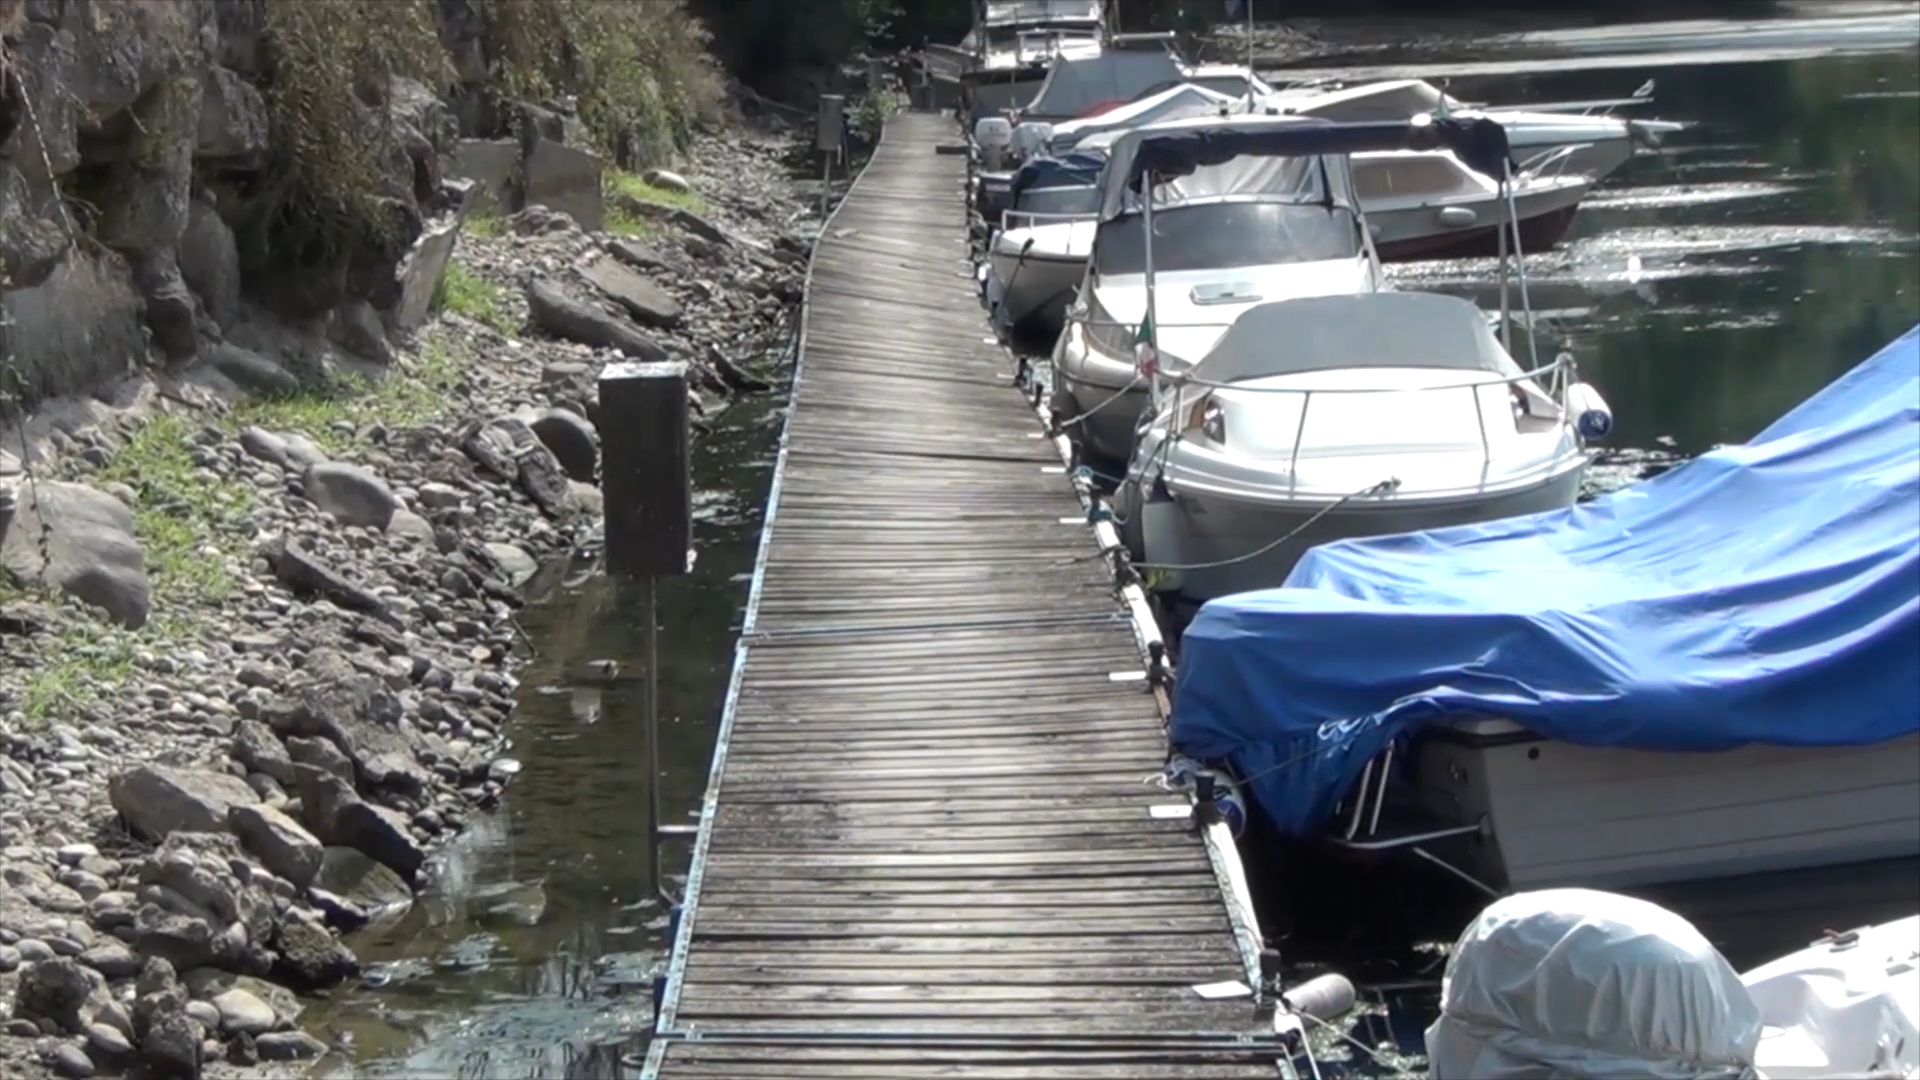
top-left (1142, 173), bottom-right (1161, 414)
top-left (1497, 182), bottom-right (1512, 353)
top-left (821, 152), bottom-right (831, 219)
top-left (644, 574), bottom-right (663, 899)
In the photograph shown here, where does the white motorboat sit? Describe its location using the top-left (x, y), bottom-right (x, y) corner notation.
top-left (1427, 889), bottom-right (1918, 1080)
top-left (956, 0), bottom-right (1109, 124)
top-left (1118, 292), bottom-right (1590, 603)
top-left (984, 157), bottom-right (1104, 345)
top-left (1049, 113), bottom-right (1520, 466)
top-left (1017, 48), bottom-right (1187, 124)
top-left (1047, 82), bottom-right (1238, 155)
top-left (1351, 147), bottom-right (1591, 262)
top-left (1266, 77), bottom-right (1684, 182)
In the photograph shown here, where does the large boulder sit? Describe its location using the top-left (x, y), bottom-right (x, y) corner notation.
top-left (300, 463), bottom-right (397, 530)
top-left (525, 278), bottom-right (665, 361)
top-left (1, 479), bottom-right (151, 628)
top-left (264, 650), bottom-right (427, 796)
top-left (108, 766), bottom-right (258, 842)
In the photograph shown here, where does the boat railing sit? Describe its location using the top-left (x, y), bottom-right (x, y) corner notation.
top-left (1517, 142), bottom-right (1594, 180)
top-left (999, 206), bottom-right (1101, 232)
top-left (1171, 352), bottom-right (1577, 489)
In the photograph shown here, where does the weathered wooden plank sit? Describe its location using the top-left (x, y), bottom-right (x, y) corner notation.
top-left (651, 113), bottom-right (1274, 1078)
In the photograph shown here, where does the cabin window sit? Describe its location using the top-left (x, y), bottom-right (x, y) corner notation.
top-left (1351, 158), bottom-right (1465, 200)
top-left (1091, 203), bottom-right (1362, 275)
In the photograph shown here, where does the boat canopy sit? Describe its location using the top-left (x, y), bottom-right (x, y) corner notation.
top-left (1022, 51), bottom-right (1185, 119)
top-left (1193, 293), bottom-right (1522, 386)
top-left (1097, 114), bottom-right (1511, 220)
top-left (1050, 83), bottom-right (1236, 152)
top-left (1007, 151), bottom-right (1107, 201)
top-left (1267, 78), bottom-right (1457, 122)
top-left (1169, 323), bottom-right (1920, 837)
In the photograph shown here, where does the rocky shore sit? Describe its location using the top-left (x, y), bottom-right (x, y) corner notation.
top-left (0, 118), bottom-right (815, 1078)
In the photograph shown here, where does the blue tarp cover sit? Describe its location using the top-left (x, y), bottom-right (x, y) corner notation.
top-left (1008, 151), bottom-right (1107, 200)
top-left (1170, 325), bottom-right (1920, 837)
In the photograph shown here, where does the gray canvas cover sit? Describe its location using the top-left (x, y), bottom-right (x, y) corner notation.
top-left (1093, 115), bottom-right (1358, 220)
top-left (1194, 292), bottom-right (1522, 385)
top-left (1023, 52), bottom-right (1185, 120)
top-left (1050, 83), bottom-right (1237, 152)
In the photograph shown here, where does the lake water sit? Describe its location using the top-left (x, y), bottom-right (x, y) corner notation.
top-left (301, 7), bottom-right (1920, 1076)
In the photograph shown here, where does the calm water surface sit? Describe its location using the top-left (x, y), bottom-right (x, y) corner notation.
top-left (306, 10), bottom-right (1919, 1077)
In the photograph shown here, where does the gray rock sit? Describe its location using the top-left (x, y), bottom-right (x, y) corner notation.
top-left (230, 720), bottom-right (295, 785)
top-left (301, 462), bottom-right (397, 530)
top-left (285, 737), bottom-right (353, 786)
top-left (51, 1042), bottom-right (95, 1078)
top-left (334, 800), bottom-right (424, 883)
top-left (140, 1007), bottom-right (201, 1079)
top-left (108, 766), bottom-right (258, 842)
top-left (579, 255), bottom-right (682, 329)
top-left (387, 507), bottom-right (436, 543)
top-left (179, 196), bottom-right (240, 328)
top-left (0, 479), bottom-right (150, 629)
top-left (183, 1000), bottom-right (219, 1031)
top-left (282, 433), bottom-right (330, 468)
top-left (255, 1029), bottom-right (327, 1062)
top-left (307, 847), bottom-right (412, 929)
top-left (229, 804), bottom-right (323, 889)
top-left (606, 237), bottom-right (671, 272)
top-left (642, 167), bottom-right (691, 193)
top-left (136, 956), bottom-right (178, 998)
top-left (515, 437), bottom-right (572, 517)
top-left (16, 938), bottom-right (54, 962)
top-left (128, 250), bottom-right (199, 363)
top-left (448, 138), bottom-right (519, 214)
top-left (416, 482), bottom-right (463, 510)
top-left (209, 343), bottom-right (299, 396)
top-left (87, 1021), bottom-right (133, 1060)
top-left (525, 278), bottom-right (664, 362)
top-left (0, 944), bottom-right (19, 971)
top-left (78, 941), bottom-right (139, 980)
top-left (272, 913), bottom-right (359, 989)
top-left (264, 538), bottom-right (397, 625)
top-left (209, 988), bottom-right (274, 1036)
top-left (13, 957), bottom-right (92, 1032)
top-left (328, 299), bottom-right (392, 364)
top-left (289, 764), bottom-right (355, 845)
top-left (237, 427), bottom-right (289, 468)
top-left (397, 215), bottom-right (465, 332)
top-left (483, 543), bottom-right (539, 588)
top-left (195, 65), bottom-right (268, 159)
top-left (522, 138), bottom-right (604, 231)
top-left (529, 407), bottom-right (599, 482)
top-left (268, 651), bottom-right (427, 795)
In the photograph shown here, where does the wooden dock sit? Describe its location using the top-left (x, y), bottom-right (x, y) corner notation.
top-left (641, 112), bottom-right (1288, 1078)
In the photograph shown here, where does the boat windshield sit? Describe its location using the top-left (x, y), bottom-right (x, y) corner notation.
top-left (1092, 202), bottom-right (1361, 275)
top-left (1016, 184), bottom-right (1101, 216)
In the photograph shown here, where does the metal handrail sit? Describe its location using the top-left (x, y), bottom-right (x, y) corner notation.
top-left (1517, 142), bottom-right (1594, 180)
top-left (1160, 353), bottom-right (1578, 487)
top-left (999, 206), bottom-right (1101, 231)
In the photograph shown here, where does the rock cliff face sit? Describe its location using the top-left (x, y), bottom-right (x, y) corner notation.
top-left (0, 0), bottom-right (457, 410)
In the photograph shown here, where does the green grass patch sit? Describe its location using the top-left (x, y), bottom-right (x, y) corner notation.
top-left (604, 204), bottom-right (656, 239)
top-left (465, 212), bottom-right (505, 239)
top-left (231, 339), bottom-right (471, 454)
top-left (607, 169), bottom-right (706, 213)
top-left (434, 262), bottom-right (513, 334)
top-left (90, 413), bottom-right (256, 605)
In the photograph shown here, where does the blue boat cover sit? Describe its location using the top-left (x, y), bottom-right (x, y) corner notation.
top-left (1170, 325), bottom-right (1920, 837)
top-left (1008, 151), bottom-right (1107, 200)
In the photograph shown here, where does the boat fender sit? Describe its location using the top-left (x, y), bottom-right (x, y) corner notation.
top-left (1567, 380), bottom-right (1614, 441)
top-left (1438, 205), bottom-right (1478, 228)
top-left (1282, 972), bottom-right (1358, 1022)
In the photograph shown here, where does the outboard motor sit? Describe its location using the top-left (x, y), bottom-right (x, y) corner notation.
top-left (973, 116), bottom-right (1013, 172)
top-left (1010, 120), bottom-right (1055, 162)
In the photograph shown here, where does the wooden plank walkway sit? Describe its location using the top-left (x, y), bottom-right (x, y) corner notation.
top-left (642, 112), bottom-right (1286, 1078)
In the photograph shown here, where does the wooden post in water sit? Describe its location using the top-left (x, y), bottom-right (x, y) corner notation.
top-left (596, 360), bottom-right (694, 902)
top-left (817, 94), bottom-right (844, 219)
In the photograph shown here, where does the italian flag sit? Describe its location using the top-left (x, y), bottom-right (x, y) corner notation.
top-left (1132, 311), bottom-right (1158, 377)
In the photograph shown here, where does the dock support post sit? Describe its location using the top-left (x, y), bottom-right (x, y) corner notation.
top-left (817, 94), bottom-right (845, 220)
top-left (597, 360), bottom-right (693, 903)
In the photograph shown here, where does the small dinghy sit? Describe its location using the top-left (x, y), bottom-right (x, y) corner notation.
top-left (1427, 889), bottom-right (1918, 1079)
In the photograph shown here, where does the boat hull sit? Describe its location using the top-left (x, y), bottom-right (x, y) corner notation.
top-left (1412, 725), bottom-right (1920, 892)
top-left (988, 248), bottom-right (1085, 347)
top-left (1372, 198), bottom-right (1582, 263)
top-left (1050, 332), bottom-right (1148, 467)
top-left (1122, 463), bottom-right (1585, 603)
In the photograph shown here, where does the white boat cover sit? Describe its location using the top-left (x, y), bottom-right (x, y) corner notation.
top-left (1022, 52), bottom-right (1184, 119)
top-left (1268, 78), bottom-right (1453, 123)
top-left (1426, 889), bottom-right (1763, 1080)
top-left (1193, 292), bottom-right (1519, 385)
top-left (1050, 83), bottom-right (1237, 151)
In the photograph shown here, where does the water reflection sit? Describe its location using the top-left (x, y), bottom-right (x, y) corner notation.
top-left (303, 396), bottom-right (785, 1077)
